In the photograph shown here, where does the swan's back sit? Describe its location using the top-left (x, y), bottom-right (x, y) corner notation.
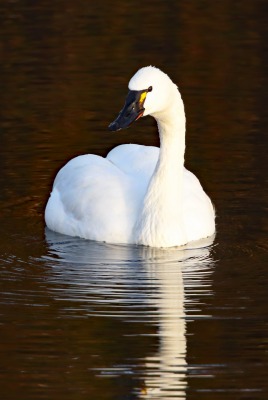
top-left (46, 143), bottom-right (214, 245)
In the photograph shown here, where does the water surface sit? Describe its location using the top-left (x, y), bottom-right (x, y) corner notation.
top-left (0, 1), bottom-right (267, 399)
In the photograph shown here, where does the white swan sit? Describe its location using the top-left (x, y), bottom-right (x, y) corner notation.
top-left (45, 66), bottom-right (215, 247)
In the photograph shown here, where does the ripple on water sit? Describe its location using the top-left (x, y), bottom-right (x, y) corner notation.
top-left (32, 230), bottom-right (215, 399)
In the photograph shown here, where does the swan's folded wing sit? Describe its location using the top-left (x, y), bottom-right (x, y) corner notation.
top-left (183, 168), bottom-right (215, 241)
top-left (46, 154), bottom-right (134, 241)
top-left (107, 144), bottom-right (159, 180)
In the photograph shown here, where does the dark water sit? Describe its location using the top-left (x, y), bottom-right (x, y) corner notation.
top-left (0, 1), bottom-right (267, 399)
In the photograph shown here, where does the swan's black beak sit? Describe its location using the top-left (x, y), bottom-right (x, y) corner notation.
top-left (108, 89), bottom-right (148, 131)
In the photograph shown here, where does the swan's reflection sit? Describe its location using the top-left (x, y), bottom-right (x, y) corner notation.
top-left (45, 229), bottom-right (215, 399)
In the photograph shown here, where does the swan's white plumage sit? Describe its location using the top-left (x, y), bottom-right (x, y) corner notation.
top-left (45, 66), bottom-right (215, 247)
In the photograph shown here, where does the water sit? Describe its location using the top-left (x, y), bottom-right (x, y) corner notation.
top-left (0, 1), bottom-right (267, 399)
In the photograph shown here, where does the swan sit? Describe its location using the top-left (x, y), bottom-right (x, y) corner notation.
top-left (45, 66), bottom-right (215, 247)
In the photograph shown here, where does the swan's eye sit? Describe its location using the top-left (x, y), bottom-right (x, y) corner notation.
top-left (148, 86), bottom-right (153, 92)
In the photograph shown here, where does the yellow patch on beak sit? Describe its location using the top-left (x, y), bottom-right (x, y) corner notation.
top-left (139, 91), bottom-right (147, 104)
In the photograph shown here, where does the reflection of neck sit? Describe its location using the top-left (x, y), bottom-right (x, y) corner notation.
top-left (141, 250), bottom-right (186, 399)
top-left (135, 90), bottom-right (187, 247)
top-left (157, 262), bottom-right (186, 372)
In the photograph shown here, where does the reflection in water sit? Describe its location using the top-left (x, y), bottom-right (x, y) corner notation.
top-left (138, 247), bottom-right (187, 399)
top-left (45, 230), bottom-right (215, 399)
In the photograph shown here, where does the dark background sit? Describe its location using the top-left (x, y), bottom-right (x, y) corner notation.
top-left (0, 1), bottom-right (267, 399)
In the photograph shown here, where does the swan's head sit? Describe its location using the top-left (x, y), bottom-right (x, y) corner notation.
top-left (109, 66), bottom-right (177, 131)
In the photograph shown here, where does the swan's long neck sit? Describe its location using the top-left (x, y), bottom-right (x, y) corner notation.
top-left (134, 88), bottom-right (187, 247)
